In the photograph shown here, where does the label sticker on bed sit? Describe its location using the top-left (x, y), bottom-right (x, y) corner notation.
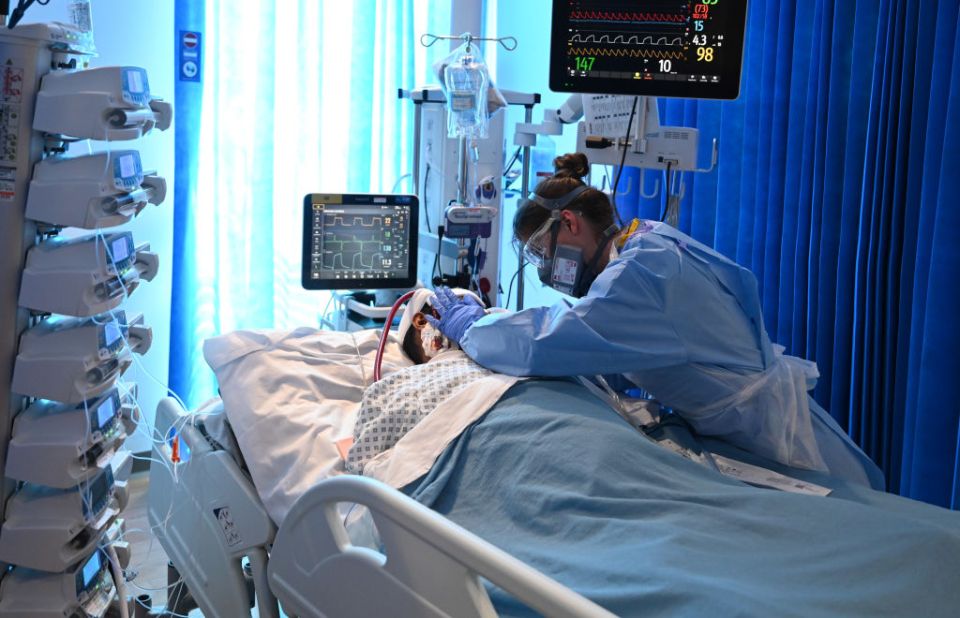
top-left (711, 455), bottom-right (832, 497)
top-left (213, 506), bottom-right (243, 547)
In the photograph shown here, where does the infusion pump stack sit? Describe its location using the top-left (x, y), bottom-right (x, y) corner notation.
top-left (0, 17), bottom-right (171, 618)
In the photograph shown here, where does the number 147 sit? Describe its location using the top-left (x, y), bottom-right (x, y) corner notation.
top-left (573, 56), bottom-right (595, 71)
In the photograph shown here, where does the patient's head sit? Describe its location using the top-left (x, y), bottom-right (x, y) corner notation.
top-left (398, 288), bottom-right (481, 364)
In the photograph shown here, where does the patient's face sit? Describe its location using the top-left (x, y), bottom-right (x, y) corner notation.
top-left (416, 307), bottom-right (456, 357)
top-left (403, 303), bottom-right (456, 364)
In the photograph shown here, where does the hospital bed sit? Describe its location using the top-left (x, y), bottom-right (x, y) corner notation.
top-left (147, 328), bottom-right (960, 618)
top-left (147, 397), bottom-right (612, 618)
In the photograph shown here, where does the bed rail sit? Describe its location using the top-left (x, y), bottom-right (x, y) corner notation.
top-left (147, 397), bottom-right (279, 617)
top-left (149, 396), bottom-right (614, 617)
top-left (270, 475), bottom-right (616, 618)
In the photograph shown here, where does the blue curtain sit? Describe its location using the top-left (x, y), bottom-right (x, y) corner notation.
top-left (170, 0), bottom-right (452, 408)
top-left (170, 1), bottom-right (204, 411)
top-left (633, 0), bottom-right (959, 508)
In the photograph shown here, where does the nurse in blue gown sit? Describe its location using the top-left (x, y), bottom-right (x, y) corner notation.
top-left (429, 153), bottom-right (884, 489)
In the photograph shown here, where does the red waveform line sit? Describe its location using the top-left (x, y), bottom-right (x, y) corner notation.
top-left (569, 10), bottom-right (687, 23)
top-left (568, 47), bottom-right (686, 60)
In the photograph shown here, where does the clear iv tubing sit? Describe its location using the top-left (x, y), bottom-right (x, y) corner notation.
top-left (373, 291), bottom-right (416, 382)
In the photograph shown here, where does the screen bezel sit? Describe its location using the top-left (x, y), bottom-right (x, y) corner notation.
top-left (549, 0), bottom-right (749, 100)
top-left (301, 193), bottom-right (419, 291)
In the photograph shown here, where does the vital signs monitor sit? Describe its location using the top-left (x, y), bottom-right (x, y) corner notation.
top-left (301, 193), bottom-right (418, 290)
top-left (550, 0), bottom-right (748, 99)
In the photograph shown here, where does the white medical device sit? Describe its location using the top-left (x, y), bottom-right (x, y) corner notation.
top-left (0, 466), bottom-right (128, 572)
top-left (11, 311), bottom-right (152, 404)
top-left (34, 66), bottom-right (173, 141)
top-left (517, 94), bottom-right (715, 173)
top-left (19, 231), bottom-right (158, 317)
top-left (26, 150), bottom-right (167, 229)
top-left (5, 387), bottom-right (136, 489)
top-left (443, 203), bottom-right (498, 225)
top-left (575, 96), bottom-right (716, 173)
top-left (0, 545), bottom-right (119, 618)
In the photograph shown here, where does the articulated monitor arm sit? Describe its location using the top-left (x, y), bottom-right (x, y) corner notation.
top-left (513, 93), bottom-right (584, 146)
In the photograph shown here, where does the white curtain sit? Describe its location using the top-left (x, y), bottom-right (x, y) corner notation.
top-left (174, 0), bottom-right (452, 406)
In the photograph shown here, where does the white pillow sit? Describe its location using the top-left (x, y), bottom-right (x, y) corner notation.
top-left (203, 327), bottom-right (412, 524)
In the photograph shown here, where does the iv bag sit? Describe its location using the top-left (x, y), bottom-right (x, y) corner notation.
top-left (441, 42), bottom-right (491, 139)
top-left (68, 0), bottom-right (97, 53)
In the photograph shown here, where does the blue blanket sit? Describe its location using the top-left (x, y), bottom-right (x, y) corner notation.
top-left (405, 381), bottom-right (960, 617)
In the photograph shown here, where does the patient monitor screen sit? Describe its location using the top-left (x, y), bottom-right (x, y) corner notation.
top-left (550, 0), bottom-right (748, 99)
top-left (302, 193), bottom-right (418, 290)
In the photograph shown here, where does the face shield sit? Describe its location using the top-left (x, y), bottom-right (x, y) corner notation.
top-left (517, 185), bottom-right (616, 298)
top-left (520, 213), bottom-right (560, 273)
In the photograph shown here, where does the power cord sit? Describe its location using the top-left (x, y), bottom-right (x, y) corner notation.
top-left (423, 163), bottom-right (433, 233)
top-left (432, 224), bottom-right (445, 279)
top-left (7, 0), bottom-right (49, 29)
top-left (504, 261), bottom-right (526, 309)
top-left (610, 96), bottom-right (639, 227)
top-left (660, 161), bottom-right (673, 222)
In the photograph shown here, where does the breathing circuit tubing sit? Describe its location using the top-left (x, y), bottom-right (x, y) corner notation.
top-left (373, 290), bottom-right (416, 382)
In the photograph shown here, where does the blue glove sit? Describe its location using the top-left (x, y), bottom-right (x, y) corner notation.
top-left (425, 287), bottom-right (486, 345)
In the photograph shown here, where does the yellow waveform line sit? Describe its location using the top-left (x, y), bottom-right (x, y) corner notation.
top-left (567, 47), bottom-right (686, 60)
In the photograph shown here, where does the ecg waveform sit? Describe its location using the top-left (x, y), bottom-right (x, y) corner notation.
top-left (569, 33), bottom-right (684, 46)
top-left (569, 10), bottom-right (687, 23)
top-left (568, 47), bottom-right (686, 60)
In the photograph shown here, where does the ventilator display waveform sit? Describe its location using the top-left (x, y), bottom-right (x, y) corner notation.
top-left (569, 10), bottom-right (688, 23)
top-left (570, 33), bottom-right (685, 46)
top-left (557, 0), bottom-right (735, 88)
top-left (309, 205), bottom-right (410, 281)
top-left (568, 47), bottom-right (686, 60)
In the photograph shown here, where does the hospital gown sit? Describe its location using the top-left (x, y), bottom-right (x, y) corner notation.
top-left (346, 354), bottom-right (492, 474)
top-left (461, 221), bottom-right (884, 489)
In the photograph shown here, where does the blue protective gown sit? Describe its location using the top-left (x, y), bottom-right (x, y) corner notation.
top-left (461, 221), bottom-right (885, 489)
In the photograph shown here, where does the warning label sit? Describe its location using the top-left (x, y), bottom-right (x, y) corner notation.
top-left (0, 166), bottom-right (15, 201)
top-left (0, 60), bottom-right (22, 193)
top-left (213, 506), bottom-right (243, 547)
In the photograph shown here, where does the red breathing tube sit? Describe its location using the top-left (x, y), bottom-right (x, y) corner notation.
top-left (373, 290), bottom-right (417, 382)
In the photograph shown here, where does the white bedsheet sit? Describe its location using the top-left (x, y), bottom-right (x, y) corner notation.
top-left (203, 327), bottom-right (522, 525)
top-left (203, 327), bottom-right (412, 524)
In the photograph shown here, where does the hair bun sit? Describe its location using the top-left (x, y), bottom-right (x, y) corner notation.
top-left (553, 153), bottom-right (590, 180)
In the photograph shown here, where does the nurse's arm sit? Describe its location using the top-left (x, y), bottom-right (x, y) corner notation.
top-left (460, 249), bottom-right (688, 376)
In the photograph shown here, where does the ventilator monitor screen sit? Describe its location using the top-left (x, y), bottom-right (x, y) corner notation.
top-left (302, 193), bottom-right (418, 290)
top-left (550, 0), bottom-right (748, 99)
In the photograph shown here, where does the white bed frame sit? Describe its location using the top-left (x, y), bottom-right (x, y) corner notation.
top-left (147, 397), bottom-right (615, 618)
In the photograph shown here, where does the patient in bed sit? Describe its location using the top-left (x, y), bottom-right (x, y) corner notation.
top-left (344, 288), bottom-right (501, 475)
